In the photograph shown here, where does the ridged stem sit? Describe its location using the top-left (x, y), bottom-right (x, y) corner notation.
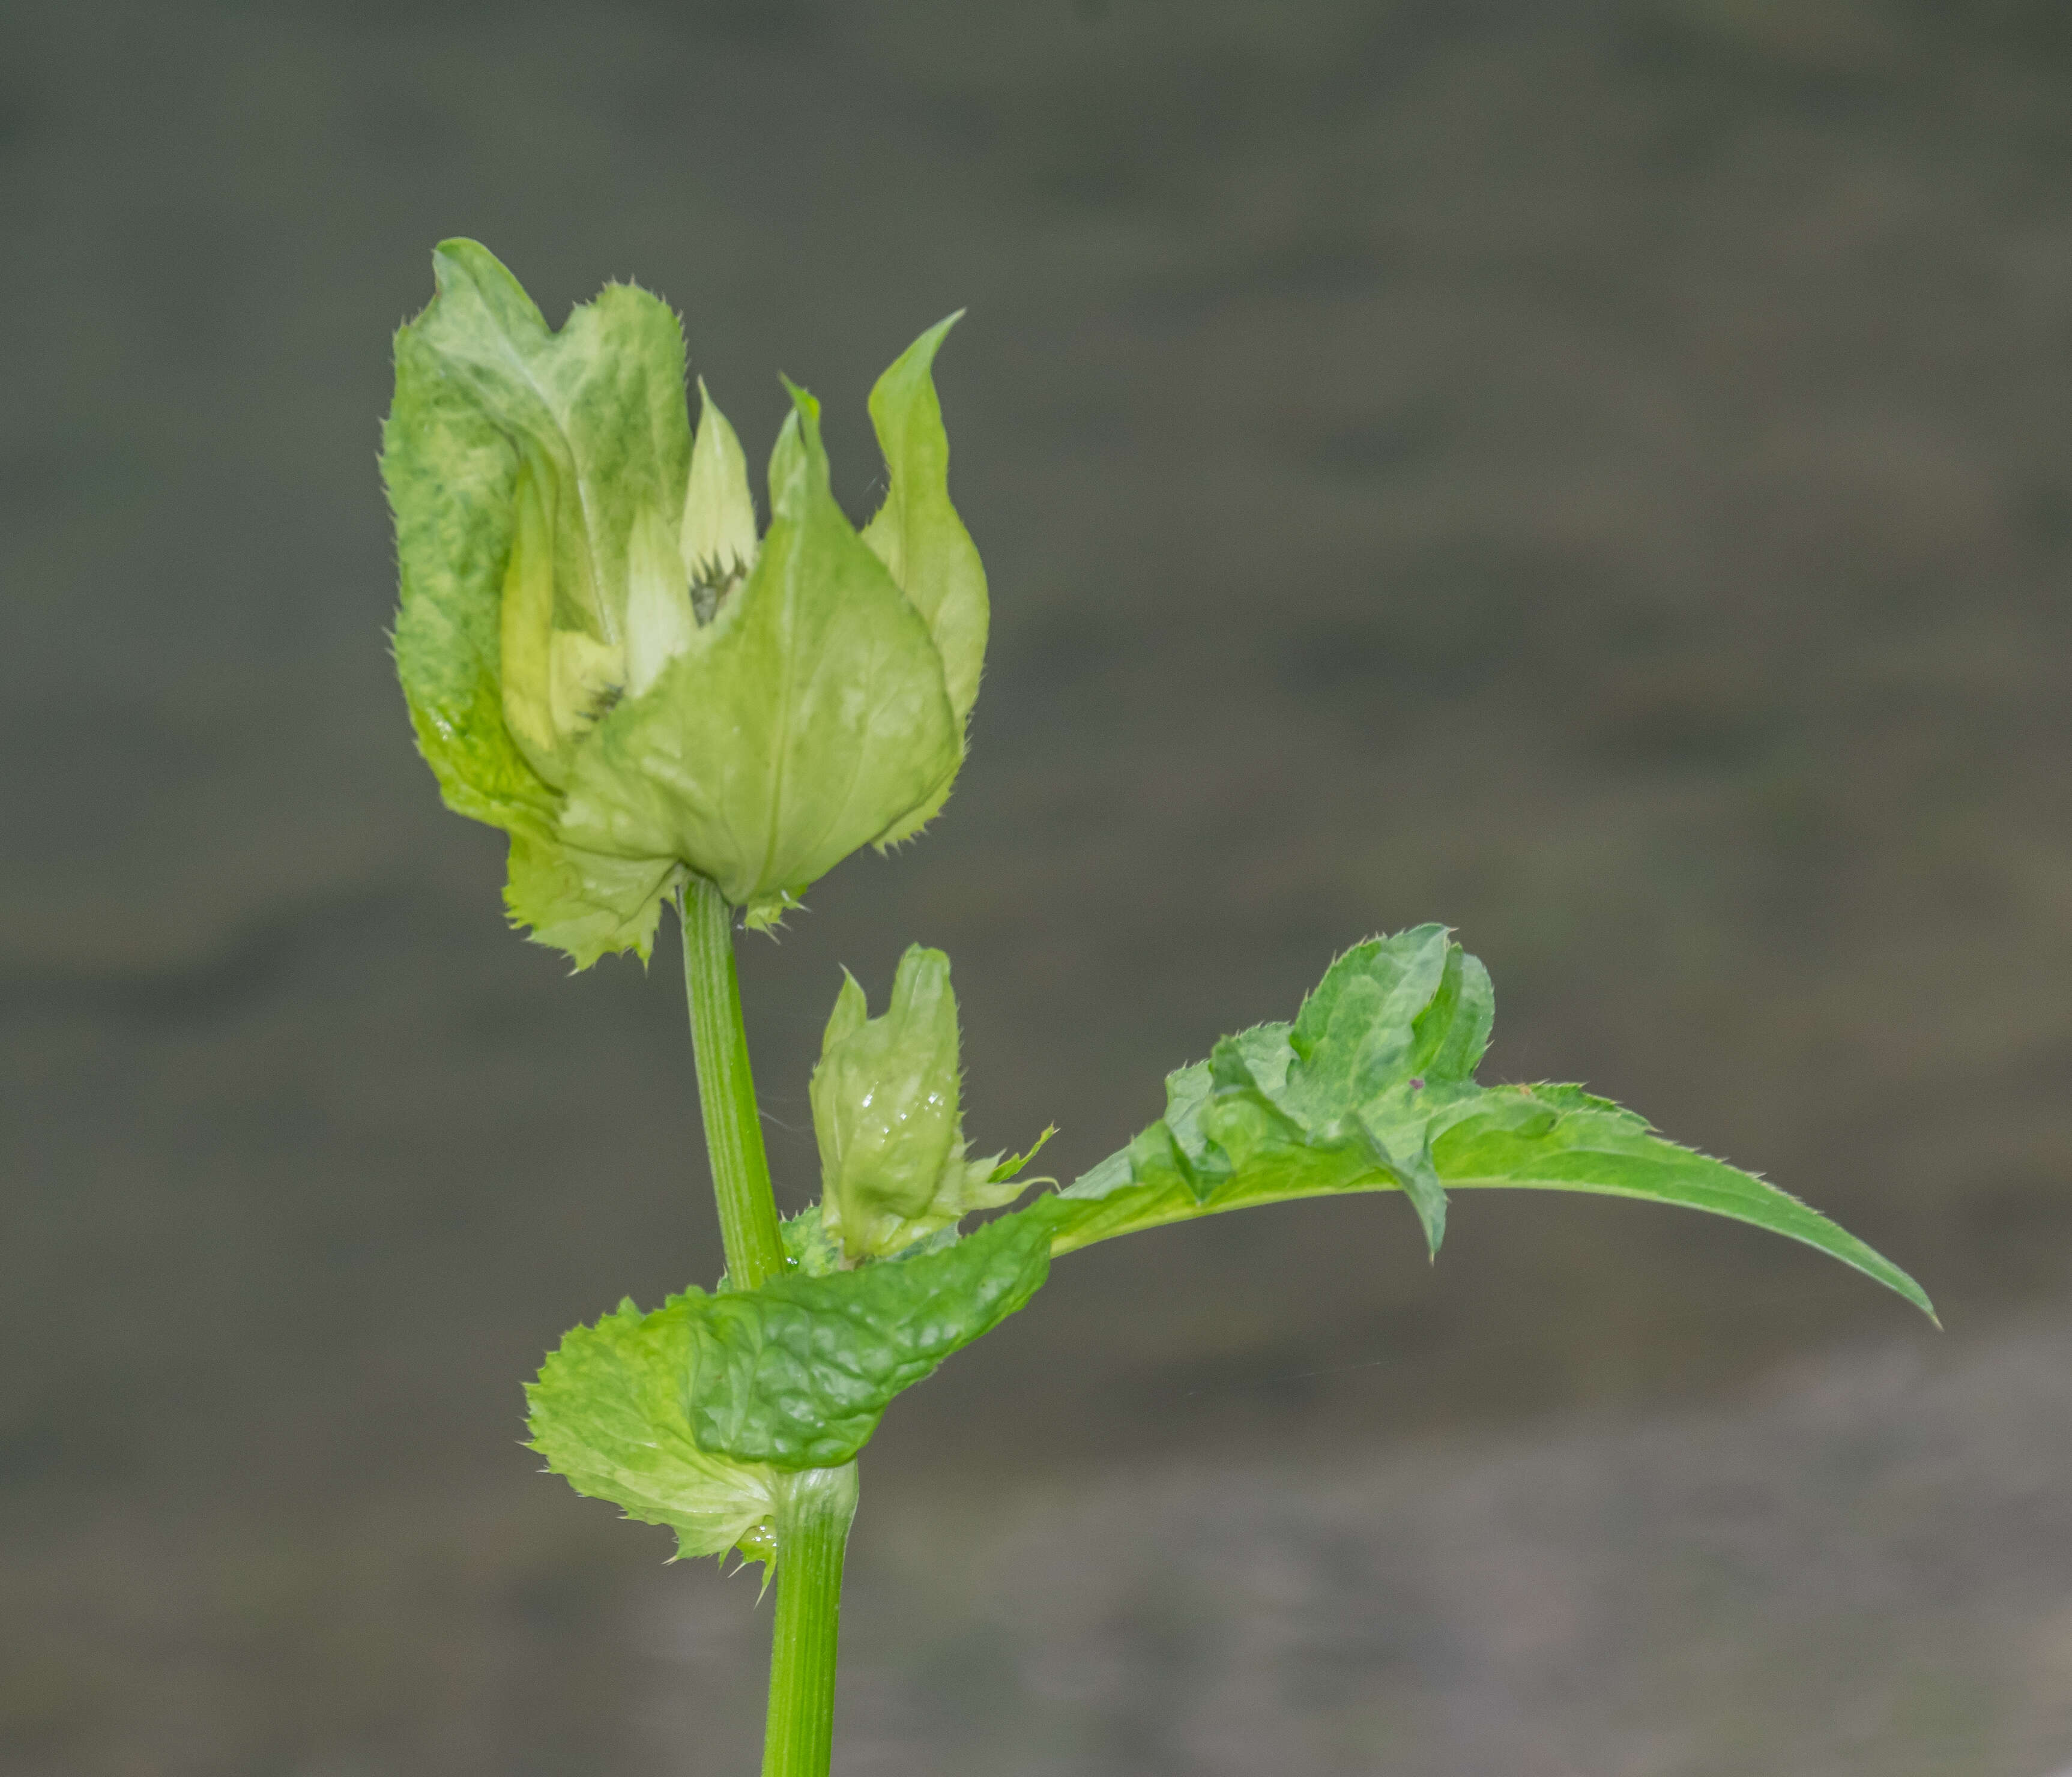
top-left (679, 878), bottom-right (852, 1772)
top-left (678, 876), bottom-right (786, 1290)
top-left (761, 1464), bottom-right (860, 1777)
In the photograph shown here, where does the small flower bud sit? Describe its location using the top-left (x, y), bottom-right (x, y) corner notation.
top-left (810, 946), bottom-right (1050, 1261)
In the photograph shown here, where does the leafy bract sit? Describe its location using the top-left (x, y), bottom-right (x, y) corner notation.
top-left (386, 239), bottom-right (985, 956)
top-left (1021, 927), bottom-right (1933, 1320)
top-left (681, 378), bottom-right (759, 605)
top-left (387, 242), bottom-right (681, 965)
top-left (860, 314), bottom-right (988, 845)
top-left (560, 388), bottom-right (959, 928)
top-left (526, 1293), bottom-right (778, 1559)
top-left (683, 1213), bottom-right (1053, 1469)
top-left (811, 945), bottom-right (1047, 1261)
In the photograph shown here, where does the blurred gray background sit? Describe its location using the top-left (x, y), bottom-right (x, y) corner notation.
top-left (4, 1), bottom-right (2070, 1772)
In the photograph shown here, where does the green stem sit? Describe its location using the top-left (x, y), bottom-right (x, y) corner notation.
top-left (762, 1464), bottom-right (860, 1777)
top-left (678, 875), bottom-right (787, 1291)
top-left (678, 880), bottom-right (853, 1770)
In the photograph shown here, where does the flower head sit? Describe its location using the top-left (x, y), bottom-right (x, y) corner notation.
top-left (385, 240), bottom-right (986, 961)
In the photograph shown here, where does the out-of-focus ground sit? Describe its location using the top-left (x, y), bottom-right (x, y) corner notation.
top-left (2, 1), bottom-right (2068, 1772)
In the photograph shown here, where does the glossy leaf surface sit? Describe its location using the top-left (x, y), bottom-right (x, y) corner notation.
top-left (684, 1213), bottom-right (1053, 1469)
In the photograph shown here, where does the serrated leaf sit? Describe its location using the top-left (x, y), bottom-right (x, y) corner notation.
top-left (682, 1213), bottom-right (1053, 1468)
top-left (526, 1293), bottom-right (777, 1560)
top-left (1019, 930), bottom-right (1932, 1318)
top-left (1284, 923), bottom-right (1451, 1117)
top-left (1426, 1084), bottom-right (1932, 1315)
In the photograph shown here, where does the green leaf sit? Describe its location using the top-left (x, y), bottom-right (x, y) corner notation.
top-left (558, 384), bottom-right (961, 925)
top-left (682, 1213), bottom-right (1053, 1468)
top-left (1427, 1082), bottom-right (1932, 1317)
top-left (1020, 930), bottom-right (1933, 1319)
top-left (526, 1293), bottom-right (778, 1560)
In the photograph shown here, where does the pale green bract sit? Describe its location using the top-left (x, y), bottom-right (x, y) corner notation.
top-left (385, 240), bottom-right (986, 960)
top-left (811, 944), bottom-right (1051, 1261)
top-left (525, 1293), bottom-right (779, 1561)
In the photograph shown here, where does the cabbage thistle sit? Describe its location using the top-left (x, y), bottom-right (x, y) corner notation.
top-left (384, 240), bottom-right (985, 960)
top-left (382, 242), bottom-right (1934, 1777)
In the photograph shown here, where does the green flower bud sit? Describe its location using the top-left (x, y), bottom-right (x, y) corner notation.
top-left (385, 240), bottom-right (988, 963)
top-left (810, 945), bottom-right (1051, 1263)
